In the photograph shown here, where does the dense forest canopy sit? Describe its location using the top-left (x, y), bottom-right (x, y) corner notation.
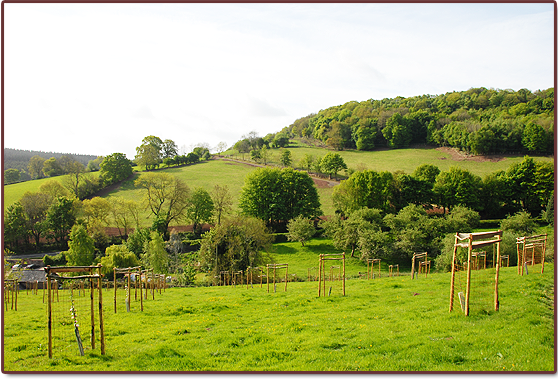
top-left (236, 87), bottom-right (554, 155)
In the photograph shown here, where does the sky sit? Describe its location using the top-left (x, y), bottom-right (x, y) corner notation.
top-left (3, 2), bottom-right (555, 159)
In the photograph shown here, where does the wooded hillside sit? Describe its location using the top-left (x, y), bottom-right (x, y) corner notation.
top-left (244, 87), bottom-right (554, 155)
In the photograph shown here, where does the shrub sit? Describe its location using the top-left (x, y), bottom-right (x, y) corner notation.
top-left (500, 211), bottom-right (536, 236)
top-left (43, 252), bottom-right (67, 266)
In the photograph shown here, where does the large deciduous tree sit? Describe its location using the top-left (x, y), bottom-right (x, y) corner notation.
top-left (20, 191), bottom-right (51, 247)
top-left (186, 188), bottom-right (214, 236)
top-left (433, 166), bottom-right (482, 213)
top-left (45, 196), bottom-right (78, 248)
top-left (135, 135), bottom-right (163, 170)
top-left (28, 155), bottom-right (46, 180)
top-left (320, 152), bottom-right (347, 179)
top-left (100, 153), bottom-right (133, 185)
top-left (239, 167), bottom-right (321, 227)
top-left (134, 172), bottom-right (190, 236)
top-left (332, 170), bottom-right (393, 215)
top-left (211, 184), bottom-right (232, 225)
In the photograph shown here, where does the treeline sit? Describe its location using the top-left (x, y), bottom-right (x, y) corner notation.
top-left (4, 148), bottom-right (98, 182)
top-left (271, 87), bottom-right (553, 155)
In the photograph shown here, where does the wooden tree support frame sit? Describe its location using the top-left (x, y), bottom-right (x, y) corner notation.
top-left (113, 266), bottom-right (142, 313)
top-left (44, 265), bottom-right (105, 359)
top-left (411, 252), bottom-right (428, 279)
top-left (517, 234), bottom-right (547, 275)
top-left (4, 279), bottom-right (18, 311)
top-left (449, 230), bottom-right (503, 316)
top-left (367, 259), bottom-right (381, 279)
top-left (318, 253), bottom-right (345, 297)
top-left (500, 255), bottom-right (510, 267)
top-left (140, 269), bottom-right (156, 300)
top-left (247, 267), bottom-right (265, 289)
top-left (267, 264), bottom-right (289, 293)
top-left (388, 264), bottom-right (399, 277)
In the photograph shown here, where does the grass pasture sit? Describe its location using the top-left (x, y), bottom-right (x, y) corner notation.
top-left (3, 263), bottom-right (554, 372)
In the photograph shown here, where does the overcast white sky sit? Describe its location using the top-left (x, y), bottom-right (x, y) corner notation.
top-left (3, 2), bottom-right (555, 159)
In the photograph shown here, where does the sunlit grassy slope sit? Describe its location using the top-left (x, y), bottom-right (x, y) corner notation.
top-left (4, 145), bottom-right (553, 219)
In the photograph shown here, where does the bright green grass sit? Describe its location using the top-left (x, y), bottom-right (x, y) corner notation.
top-left (3, 172), bottom-right (100, 210)
top-left (3, 263), bottom-right (554, 372)
top-left (226, 140), bottom-right (553, 179)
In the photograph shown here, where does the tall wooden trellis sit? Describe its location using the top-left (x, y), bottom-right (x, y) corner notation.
top-left (318, 253), bottom-right (345, 296)
top-left (44, 265), bottom-right (105, 359)
top-left (113, 266), bottom-right (143, 313)
top-left (517, 234), bottom-right (547, 275)
top-left (266, 264), bottom-right (289, 293)
top-left (449, 230), bottom-right (503, 316)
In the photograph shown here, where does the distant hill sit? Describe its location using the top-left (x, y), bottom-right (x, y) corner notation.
top-left (4, 148), bottom-right (99, 180)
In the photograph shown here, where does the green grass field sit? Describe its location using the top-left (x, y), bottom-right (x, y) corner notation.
top-left (3, 260), bottom-right (554, 372)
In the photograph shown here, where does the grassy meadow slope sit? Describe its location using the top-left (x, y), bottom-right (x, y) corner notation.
top-left (3, 145), bottom-right (553, 220)
top-left (3, 263), bottom-right (554, 372)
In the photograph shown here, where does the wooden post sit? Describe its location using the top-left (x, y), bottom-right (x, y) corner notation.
top-left (465, 235), bottom-right (473, 316)
top-left (113, 268), bottom-right (117, 313)
top-left (342, 252), bottom-right (346, 296)
top-left (318, 255), bottom-right (322, 297)
top-left (97, 268), bottom-right (105, 355)
top-left (284, 266), bottom-right (288, 292)
top-left (449, 235), bottom-right (458, 312)
top-left (90, 278), bottom-right (95, 349)
top-left (494, 239), bottom-right (501, 311)
top-left (267, 265), bottom-right (270, 293)
top-left (46, 267), bottom-right (52, 359)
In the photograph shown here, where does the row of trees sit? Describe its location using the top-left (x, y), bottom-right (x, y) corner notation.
top-left (134, 135), bottom-right (228, 170)
top-left (281, 87), bottom-right (554, 154)
top-left (331, 156), bottom-right (553, 220)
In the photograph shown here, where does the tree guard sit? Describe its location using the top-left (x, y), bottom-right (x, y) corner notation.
top-left (266, 264), bottom-right (288, 293)
top-left (367, 258), bottom-right (381, 279)
top-left (44, 265), bottom-right (105, 359)
top-left (411, 252), bottom-right (428, 279)
top-left (517, 234), bottom-right (547, 275)
top-left (449, 230), bottom-right (503, 316)
top-left (318, 253), bottom-right (345, 297)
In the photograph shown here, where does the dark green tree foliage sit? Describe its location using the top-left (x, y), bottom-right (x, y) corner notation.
top-left (186, 188), bottom-right (214, 236)
top-left (433, 166), bottom-right (482, 212)
top-left (100, 153), bottom-right (133, 185)
top-left (332, 170), bottom-right (393, 215)
top-left (4, 168), bottom-right (21, 184)
top-left (4, 202), bottom-right (28, 251)
top-left (46, 196), bottom-right (78, 249)
top-left (239, 167), bottom-right (321, 226)
top-left (198, 216), bottom-right (273, 280)
top-left (20, 191), bottom-right (51, 247)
